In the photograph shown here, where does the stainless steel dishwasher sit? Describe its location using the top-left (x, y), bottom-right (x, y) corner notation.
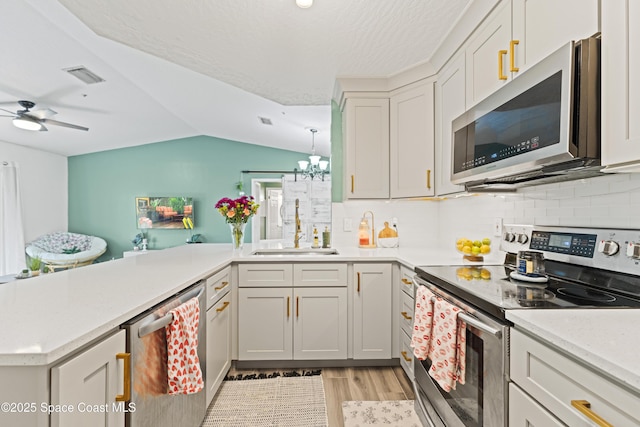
top-left (121, 281), bottom-right (206, 427)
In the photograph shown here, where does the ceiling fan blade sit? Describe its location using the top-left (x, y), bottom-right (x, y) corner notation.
top-left (0, 107), bottom-right (16, 115)
top-left (40, 118), bottom-right (89, 131)
top-left (0, 114), bottom-right (16, 118)
top-left (29, 108), bottom-right (57, 120)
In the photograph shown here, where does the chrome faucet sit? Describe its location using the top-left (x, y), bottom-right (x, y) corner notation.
top-left (294, 198), bottom-right (301, 248)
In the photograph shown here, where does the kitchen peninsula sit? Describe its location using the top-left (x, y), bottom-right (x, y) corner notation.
top-left (1, 243), bottom-right (639, 426)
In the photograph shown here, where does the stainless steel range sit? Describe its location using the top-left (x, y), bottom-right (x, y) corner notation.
top-left (412, 225), bottom-right (640, 427)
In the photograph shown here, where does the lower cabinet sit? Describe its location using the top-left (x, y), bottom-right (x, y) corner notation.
top-left (50, 330), bottom-right (127, 427)
top-left (238, 286), bottom-right (348, 361)
top-left (510, 328), bottom-right (640, 426)
top-left (205, 291), bottom-right (231, 406)
top-left (353, 263), bottom-right (392, 359)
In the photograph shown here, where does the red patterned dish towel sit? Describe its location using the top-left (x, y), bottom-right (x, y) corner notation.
top-left (166, 297), bottom-right (204, 395)
top-left (428, 298), bottom-right (466, 392)
top-left (411, 286), bottom-right (436, 360)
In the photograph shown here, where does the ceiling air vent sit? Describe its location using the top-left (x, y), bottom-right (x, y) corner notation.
top-left (258, 117), bottom-right (273, 125)
top-left (63, 66), bottom-right (106, 84)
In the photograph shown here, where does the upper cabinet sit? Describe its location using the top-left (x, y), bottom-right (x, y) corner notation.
top-left (343, 97), bottom-right (390, 199)
top-left (435, 53), bottom-right (466, 195)
top-left (602, 1), bottom-right (640, 171)
top-left (466, 0), bottom-right (599, 109)
top-left (390, 79), bottom-right (436, 198)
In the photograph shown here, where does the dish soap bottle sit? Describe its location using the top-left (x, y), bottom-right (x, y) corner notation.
top-left (322, 226), bottom-right (331, 248)
top-left (358, 218), bottom-right (371, 246)
top-left (312, 226), bottom-right (320, 248)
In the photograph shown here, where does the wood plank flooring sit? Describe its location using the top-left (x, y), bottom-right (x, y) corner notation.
top-left (225, 365), bottom-right (415, 427)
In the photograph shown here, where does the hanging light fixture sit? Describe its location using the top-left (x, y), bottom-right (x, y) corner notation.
top-left (296, 0), bottom-right (313, 8)
top-left (296, 128), bottom-right (329, 180)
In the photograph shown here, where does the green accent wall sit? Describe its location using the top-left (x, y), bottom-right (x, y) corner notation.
top-left (68, 135), bottom-right (307, 260)
top-left (331, 100), bottom-right (343, 202)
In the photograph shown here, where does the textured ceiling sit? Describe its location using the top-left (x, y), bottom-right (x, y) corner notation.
top-left (58, 0), bottom-right (470, 106)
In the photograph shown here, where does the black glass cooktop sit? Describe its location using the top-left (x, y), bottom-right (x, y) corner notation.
top-left (415, 260), bottom-right (640, 321)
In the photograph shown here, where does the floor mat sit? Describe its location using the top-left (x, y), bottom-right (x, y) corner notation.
top-left (342, 400), bottom-right (421, 427)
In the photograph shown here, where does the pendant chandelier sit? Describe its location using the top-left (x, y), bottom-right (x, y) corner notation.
top-left (297, 128), bottom-right (329, 180)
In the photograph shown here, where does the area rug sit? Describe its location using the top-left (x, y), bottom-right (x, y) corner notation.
top-left (342, 400), bottom-right (421, 427)
top-left (202, 375), bottom-right (328, 426)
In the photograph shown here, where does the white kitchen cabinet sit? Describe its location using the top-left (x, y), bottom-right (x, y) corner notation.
top-left (602, 1), bottom-right (640, 171)
top-left (237, 263), bottom-right (292, 287)
top-left (510, 328), bottom-right (640, 426)
top-left (205, 266), bottom-right (231, 310)
top-left (466, 0), bottom-right (598, 109)
top-left (237, 263), bottom-right (348, 361)
top-left (509, 383), bottom-right (564, 426)
top-left (238, 287), bottom-right (293, 360)
top-left (435, 52), bottom-right (466, 195)
top-left (353, 263), bottom-right (393, 359)
top-left (343, 98), bottom-right (390, 199)
top-left (50, 330), bottom-right (127, 427)
top-left (293, 287), bottom-right (348, 360)
top-left (389, 79), bottom-right (436, 198)
top-left (205, 292), bottom-right (231, 405)
top-left (398, 265), bottom-right (415, 377)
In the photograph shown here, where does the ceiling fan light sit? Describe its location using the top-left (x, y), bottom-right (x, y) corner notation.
top-left (296, 0), bottom-right (313, 8)
top-left (13, 116), bottom-right (46, 131)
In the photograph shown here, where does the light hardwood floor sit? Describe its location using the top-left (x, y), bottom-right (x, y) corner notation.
top-left (225, 365), bottom-right (415, 427)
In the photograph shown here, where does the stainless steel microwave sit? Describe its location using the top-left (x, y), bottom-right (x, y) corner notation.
top-left (451, 36), bottom-right (601, 191)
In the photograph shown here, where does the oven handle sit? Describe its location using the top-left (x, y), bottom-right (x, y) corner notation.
top-left (412, 381), bottom-right (438, 427)
top-left (458, 312), bottom-right (502, 339)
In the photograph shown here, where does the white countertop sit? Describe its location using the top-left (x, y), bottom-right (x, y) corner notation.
top-left (1, 243), bottom-right (486, 366)
top-left (506, 309), bottom-right (640, 394)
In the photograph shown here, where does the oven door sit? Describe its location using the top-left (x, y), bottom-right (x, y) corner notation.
top-left (413, 277), bottom-right (509, 427)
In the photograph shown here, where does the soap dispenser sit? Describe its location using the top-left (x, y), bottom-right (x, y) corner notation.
top-left (312, 226), bottom-right (320, 248)
top-left (358, 218), bottom-right (370, 246)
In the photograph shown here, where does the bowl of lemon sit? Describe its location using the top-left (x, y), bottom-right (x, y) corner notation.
top-left (456, 237), bottom-right (491, 261)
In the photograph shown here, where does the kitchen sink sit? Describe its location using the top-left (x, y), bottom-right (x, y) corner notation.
top-left (250, 248), bottom-right (339, 256)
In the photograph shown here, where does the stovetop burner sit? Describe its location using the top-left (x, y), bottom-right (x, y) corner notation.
top-left (556, 287), bottom-right (617, 303)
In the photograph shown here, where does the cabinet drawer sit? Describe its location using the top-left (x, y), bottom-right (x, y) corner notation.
top-left (238, 263), bottom-right (293, 287)
top-left (293, 264), bottom-right (347, 287)
top-left (399, 265), bottom-right (414, 296)
top-left (511, 329), bottom-right (640, 426)
top-left (400, 290), bottom-right (414, 337)
top-left (206, 266), bottom-right (231, 310)
top-left (400, 330), bottom-right (414, 378)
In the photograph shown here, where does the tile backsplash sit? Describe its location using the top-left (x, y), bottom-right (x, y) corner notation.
top-left (332, 173), bottom-right (640, 249)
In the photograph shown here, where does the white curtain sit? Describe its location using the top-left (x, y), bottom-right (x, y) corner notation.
top-left (0, 161), bottom-right (26, 275)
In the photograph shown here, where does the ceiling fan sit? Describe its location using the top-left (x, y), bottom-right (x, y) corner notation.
top-left (0, 100), bottom-right (88, 132)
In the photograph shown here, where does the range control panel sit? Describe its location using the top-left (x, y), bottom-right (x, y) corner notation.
top-left (501, 224), bottom-right (640, 276)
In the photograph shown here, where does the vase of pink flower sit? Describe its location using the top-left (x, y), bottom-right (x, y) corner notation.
top-left (215, 196), bottom-right (259, 249)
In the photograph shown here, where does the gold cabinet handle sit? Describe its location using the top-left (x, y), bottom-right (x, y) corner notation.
top-left (115, 353), bottom-right (131, 402)
top-left (216, 301), bottom-right (230, 312)
top-left (401, 278), bottom-right (412, 286)
top-left (287, 296), bottom-right (290, 318)
top-left (351, 175), bottom-right (355, 193)
top-left (357, 272), bottom-right (361, 293)
top-left (214, 281), bottom-right (229, 291)
top-left (401, 311), bottom-right (412, 320)
top-left (400, 351), bottom-right (412, 362)
top-left (571, 400), bottom-right (613, 427)
top-left (510, 39), bottom-right (520, 72)
top-left (498, 50), bottom-right (508, 80)
top-left (426, 169), bottom-right (431, 189)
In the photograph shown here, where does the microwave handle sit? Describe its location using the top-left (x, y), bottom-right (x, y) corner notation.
top-left (458, 312), bottom-right (502, 339)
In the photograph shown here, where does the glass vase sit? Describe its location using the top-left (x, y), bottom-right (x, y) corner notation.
top-left (229, 222), bottom-right (246, 250)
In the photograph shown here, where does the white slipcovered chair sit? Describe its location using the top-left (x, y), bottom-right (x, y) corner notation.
top-left (26, 232), bottom-right (107, 272)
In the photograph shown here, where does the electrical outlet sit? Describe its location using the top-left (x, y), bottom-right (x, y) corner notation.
top-left (343, 218), bottom-right (353, 232)
top-left (493, 218), bottom-right (503, 237)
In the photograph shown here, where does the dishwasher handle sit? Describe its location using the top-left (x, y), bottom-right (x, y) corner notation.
top-left (138, 284), bottom-right (204, 338)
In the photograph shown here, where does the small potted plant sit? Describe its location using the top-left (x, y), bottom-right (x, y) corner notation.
top-left (28, 256), bottom-right (42, 277)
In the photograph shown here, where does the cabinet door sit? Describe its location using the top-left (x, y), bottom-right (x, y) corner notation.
top-left (206, 266), bottom-right (231, 310)
top-left (51, 330), bottom-right (127, 427)
top-left (344, 98), bottom-right (390, 199)
top-left (509, 383), bottom-right (564, 426)
top-left (238, 288), bottom-right (293, 360)
top-left (602, 1), bottom-right (640, 168)
top-left (465, 1), bottom-right (512, 108)
top-left (293, 287), bottom-right (348, 360)
top-left (353, 263), bottom-right (392, 359)
top-left (511, 0), bottom-right (599, 77)
top-left (205, 292), bottom-right (231, 405)
top-left (435, 53), bottom-right (466, 195)
top-left (390, 80), bottom-right (435, 198)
